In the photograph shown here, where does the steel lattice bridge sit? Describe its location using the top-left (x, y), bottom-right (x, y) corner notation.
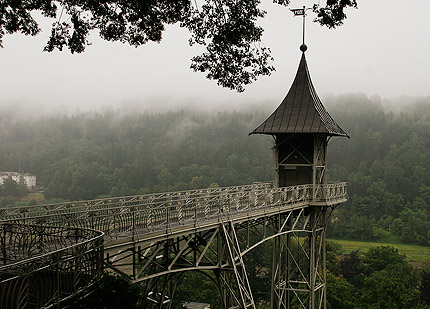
top-left (0, 181), bottom-right (347, 308)
top-left (0, 26), bottom-right (350, 308)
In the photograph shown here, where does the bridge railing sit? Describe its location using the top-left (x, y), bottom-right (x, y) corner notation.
top-left (313, 182), bottom-right (348, 205)
top-left (1, 182), bottom-right (273, 218)
top-left (0, 224), bottom-right (104, 309)
top-left (0, 182), bottom-right (346, 241)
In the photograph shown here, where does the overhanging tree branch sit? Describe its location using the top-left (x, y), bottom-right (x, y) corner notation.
top-left (0, 0), bottom-right (357, 92)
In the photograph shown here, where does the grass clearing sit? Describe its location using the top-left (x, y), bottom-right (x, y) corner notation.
top-left (21, 192), bottom-right (44, 202)
top-left (328, 238), bottom-right (430, 265)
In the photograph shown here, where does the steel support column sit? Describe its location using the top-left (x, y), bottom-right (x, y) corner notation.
top-left (218, 221), bottom-right (255, 308)
top-left (270, 207), bottom-right (330, 309)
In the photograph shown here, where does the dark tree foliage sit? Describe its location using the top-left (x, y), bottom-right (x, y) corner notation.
top-left (361, 246), bottom-right (406, 274)
top-left (359, 247), bottom-right (422, 308)
top-left (339, 250), bottom-right (364, 287)
top-left (327, 246), bottom-right (427, 309)
top-left (326, 272), bottom-right (358, 309)
top-left (66, 273), bottom-right (142, 308)
top-left (420, 263), bottom-right (430, 305)
top-left (0, 0), bottom-right (357, 91)
top-left (173, 271), bottom-right (223, 308)
top-left (313, 0), bottom-right (357, 28)
top-left (0, 177), bottom-right (28, 198)
top-left (325, 242), bottom-right (360, 308)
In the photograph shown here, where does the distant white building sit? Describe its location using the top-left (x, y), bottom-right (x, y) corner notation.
top-left (0, 172), bottom-right (36, 189)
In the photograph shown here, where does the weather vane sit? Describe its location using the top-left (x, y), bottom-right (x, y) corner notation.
top-left (290, 6), bottom-right (312, 52)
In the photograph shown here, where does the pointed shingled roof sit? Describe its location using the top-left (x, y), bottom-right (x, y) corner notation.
top-left (250, 52), bottom-right (348, 137)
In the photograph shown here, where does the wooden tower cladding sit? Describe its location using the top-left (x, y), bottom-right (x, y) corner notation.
top-left (250, 51), bottom-right (348, 190)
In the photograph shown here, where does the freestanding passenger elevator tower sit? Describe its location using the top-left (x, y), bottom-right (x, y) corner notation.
top-left (250, 44), bottom-right (348, 308)
top-left (0, 45), bottom-right (349, 309)
top-left (0, 8), bottom-right (350, 309)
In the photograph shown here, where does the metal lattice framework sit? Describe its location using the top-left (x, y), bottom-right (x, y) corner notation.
top-left (0, 224), bottom-right (104, 309)
top-left (0, 181), bottom-right (347, 308)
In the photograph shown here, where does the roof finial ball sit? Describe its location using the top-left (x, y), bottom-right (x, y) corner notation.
top-left (300, 44), bottom-right (308, 52)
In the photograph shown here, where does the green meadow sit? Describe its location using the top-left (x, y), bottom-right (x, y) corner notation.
top-left (328, 239), bottom-right (430, 265)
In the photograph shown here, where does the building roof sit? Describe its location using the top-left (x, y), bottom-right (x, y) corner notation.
top-left (250, 52), bottom-right (348, 137)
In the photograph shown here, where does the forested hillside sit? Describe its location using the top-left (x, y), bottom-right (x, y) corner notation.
top-left (0, 110), bottom-right (273, 201)
top-left (1, 94), bottom-right (430, 247)
top-left (326, 94), bottom-right (430, 245)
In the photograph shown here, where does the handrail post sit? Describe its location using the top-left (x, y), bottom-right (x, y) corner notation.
top-left (56, 251), bottom-right (60, 306)
top-left (132, 206), bottom-right (136, 242)
top-left (2, 224), bottom-right (7, 265)
top-left (166, 202), bottom-right (169, 235)
top-left (312, 184), bottom-right (316, 202)
top-left (218, 195), bottom-right (221, 222)
top-left (194, 199), bottom-right (197, 228)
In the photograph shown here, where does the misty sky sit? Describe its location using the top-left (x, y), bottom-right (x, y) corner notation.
top-left (0, 0), bottom-right (429, 113)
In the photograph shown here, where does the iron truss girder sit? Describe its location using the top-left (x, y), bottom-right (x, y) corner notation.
top-left (104, 204), bottom-right (335, 309)
top-left (105, 221), bottom-right (255, 308)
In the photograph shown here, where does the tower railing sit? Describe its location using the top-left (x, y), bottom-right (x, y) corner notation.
top-left (313, 182), bottom-right (348, 205)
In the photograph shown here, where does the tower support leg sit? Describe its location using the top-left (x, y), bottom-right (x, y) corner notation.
top-left (218, 221), bottom-right (255, 308)
top-left (270, 207), bottom-right (329, 309)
